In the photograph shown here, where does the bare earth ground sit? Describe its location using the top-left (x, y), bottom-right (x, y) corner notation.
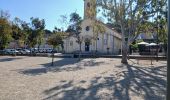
top-left (0, 56), bottom-right (167, 100)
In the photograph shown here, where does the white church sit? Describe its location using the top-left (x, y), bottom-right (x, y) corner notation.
top-left (63, 0), bottom-right (122, 54)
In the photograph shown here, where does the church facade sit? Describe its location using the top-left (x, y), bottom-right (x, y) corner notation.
top-left (63, 0), bottom-right (122, 54)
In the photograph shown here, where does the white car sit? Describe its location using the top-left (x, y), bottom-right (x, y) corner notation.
top-left (20, 49), bottom-right (31, 54)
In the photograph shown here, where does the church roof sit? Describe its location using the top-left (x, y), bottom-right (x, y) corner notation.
top-left (64, 19), bottom-right (122, 40)
top-left (94, 19), bottom-right (122, 39)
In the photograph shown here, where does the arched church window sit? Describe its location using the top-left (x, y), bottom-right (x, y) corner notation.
top-left (87, 2), bottom-right (90, 8)
top-left (86, 26), bottom-right (90, 31)
top-left (70, 41), bottom-right (73, 46)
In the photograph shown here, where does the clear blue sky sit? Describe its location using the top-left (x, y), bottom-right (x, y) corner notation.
top-left (0, 0), bottom-right (84, 31)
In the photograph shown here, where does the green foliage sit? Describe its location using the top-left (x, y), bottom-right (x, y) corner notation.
top-left (136, 39), bottom-right (144, 44)
top-left (156, 16), bottom-right (168, 44)
top-left (70, 13), bottom-right (82, 24)
top-left (11, 17), bottom-right (25, 47)
top-left (93, 20), bottom-right (105, 40)
top-left (97, 0), bottom-right (167, 64)
top-left (131, 39), bottom-right (144, 51)
top-left (28, 17), bottom-right (45, 48)
top-left (131, 44), bottom-right (138, 51)
top-left (67, 12), bottom-right (83, 44)
top-left (0, 11), bottom-right (12, 49)
top-left (47, 32), bottom-right (63, 48)
top-left (21, 21), bottom-right (31, 47)
top-left (47, 31), bottom-right (63, 66)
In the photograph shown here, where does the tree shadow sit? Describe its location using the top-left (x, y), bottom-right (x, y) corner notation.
top-left (18, 58), bottom-right (105, 76)
top-left (0, 57), bottom-right (23, 62)
top-left (19, 68), bottom-right (47, 76)
top-left (43, 63), bottom-right (166, 100)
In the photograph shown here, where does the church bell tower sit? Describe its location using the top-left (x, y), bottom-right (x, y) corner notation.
top-left (84, 0), bottom-right (96, 19)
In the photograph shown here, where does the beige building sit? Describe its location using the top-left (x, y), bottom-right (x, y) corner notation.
top-left (63, 0), bottom-right (122, 54)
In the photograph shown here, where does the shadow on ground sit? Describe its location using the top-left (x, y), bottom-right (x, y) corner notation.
top-left (0, 57), bottom-right (23, 62)
top-left (43, 64), bottom-right (166, 100)
top-left (19, 58), bottom-right (105, 76)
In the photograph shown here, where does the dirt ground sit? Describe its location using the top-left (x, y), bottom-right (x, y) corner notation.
top-left (0, 56), bottom-right (167, 100)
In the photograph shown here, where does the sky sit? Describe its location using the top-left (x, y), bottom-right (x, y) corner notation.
top-left (0, 0), bottom-right (84, 31)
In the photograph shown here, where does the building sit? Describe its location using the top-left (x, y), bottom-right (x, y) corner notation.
top-left (63, 0), bottom-right (122, 54)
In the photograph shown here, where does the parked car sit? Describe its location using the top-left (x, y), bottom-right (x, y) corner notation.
top-left (52, 49), bottom-right (57, 53)
top-left (30, 48), bottom-right (38, 53)
top-left (16, 48), bottom-right (23, 54)
top-left (20, 49), bottom-right (31, 54)
top-left (38, 48), bottom-right (45, 53)
top-left (0, 50), bottom-right (5, 55)
top-left (5, 49), bottom-right (19, 54)
top-left (46, 48), bottom-right (53, 53)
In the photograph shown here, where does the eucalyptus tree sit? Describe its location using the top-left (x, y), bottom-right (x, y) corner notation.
top-left (20, 21), bottom-right (31, 48)
top-left (0, 10), bottom-right (12, 50)
top-left (149, 0), bottom-right (168, 55)
top-left (30, 17), bottom-right (45, 51)
top-left (66, 12), bottom-right (83, 60)
top-left (58, 14), bottom-right (70, 31)
top-left (11, 17), bottom-right (24, 51)
top-left (97, 0), bottom-right (167, 64)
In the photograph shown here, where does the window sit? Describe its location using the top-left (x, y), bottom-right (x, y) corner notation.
top-left (104, 39), bottom-right (107, 45)
top-left (86, 26), bottom-right (90, 31)
top-left (107, 34), bottom-right (109, 40)
top-left (70, 41), bottom-right (73, 46)
top-left (87, 2), bottom-right (90, 8)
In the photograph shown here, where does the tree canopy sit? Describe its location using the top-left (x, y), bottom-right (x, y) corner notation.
top-left (0, 10), bottom-right (12, 49)
top-left (97, 0), bottom-right (167, 64)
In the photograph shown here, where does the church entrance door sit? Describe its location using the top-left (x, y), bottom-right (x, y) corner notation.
top-left (85, 41), bottom-right (90, 52)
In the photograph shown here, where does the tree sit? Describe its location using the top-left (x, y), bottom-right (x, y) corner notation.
top-left (97, 0), bottom-right (167, 64)
top-left (47, 32), bottom-right (63, 66)
top-left (66, 12), bottom-right (83, 60)
top-left (92, 19), bottom-right (105, 54)
top-left (0, 10), bottom-right (12, 50)
top-left (11, 17), bottom-right (24, 51)
top-left (20, 21), bottom-right (31, 49)
top-left (30, 17), bottom-right (45, 51)
top-left (58, 14), bottom-right (70, 31)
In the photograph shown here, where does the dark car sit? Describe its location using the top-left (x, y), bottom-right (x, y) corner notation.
top-left (0, 50), bottom-right (5, 55)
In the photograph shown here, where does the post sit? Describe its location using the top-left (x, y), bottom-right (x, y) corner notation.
top-left (167, 0), bottom-right (170, 99)
top-left (156, 0), bottom-right (159, 62)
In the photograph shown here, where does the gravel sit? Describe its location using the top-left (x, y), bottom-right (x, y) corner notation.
top-left (0, 56), bottom-right (167, 100)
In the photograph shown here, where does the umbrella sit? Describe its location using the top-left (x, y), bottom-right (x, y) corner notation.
top-left (148, 43), bottom-right (157, 46)
top-left (137, 42), bottom-right (149, 45)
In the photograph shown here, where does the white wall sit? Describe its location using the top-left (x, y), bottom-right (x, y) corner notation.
top-left (63, 19), bottom-right (122, 54)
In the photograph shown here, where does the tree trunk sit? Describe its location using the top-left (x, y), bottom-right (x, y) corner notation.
top-left (38, 44), bottom-right (40, 53)
top-left (95, 39), bottom-right (98, 54)
top-left (51, 47), bottom-right (54, 66)
top-left (121, 41), bottom-right (128, 64)
top-left (78, 43), bottom-right (81, 61)
top-left (102, 34), bottom-right (104, 52)
top-left (120, 23), bottom-right (128, 64)
top-left (14, 40), bottom-right (17, 56)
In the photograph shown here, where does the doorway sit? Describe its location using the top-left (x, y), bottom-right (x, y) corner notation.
top-left (85, 41), bottom-right (90, 52)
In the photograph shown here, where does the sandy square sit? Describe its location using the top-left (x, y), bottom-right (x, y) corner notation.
top-left (0, 56), bottom-right (167, 100)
